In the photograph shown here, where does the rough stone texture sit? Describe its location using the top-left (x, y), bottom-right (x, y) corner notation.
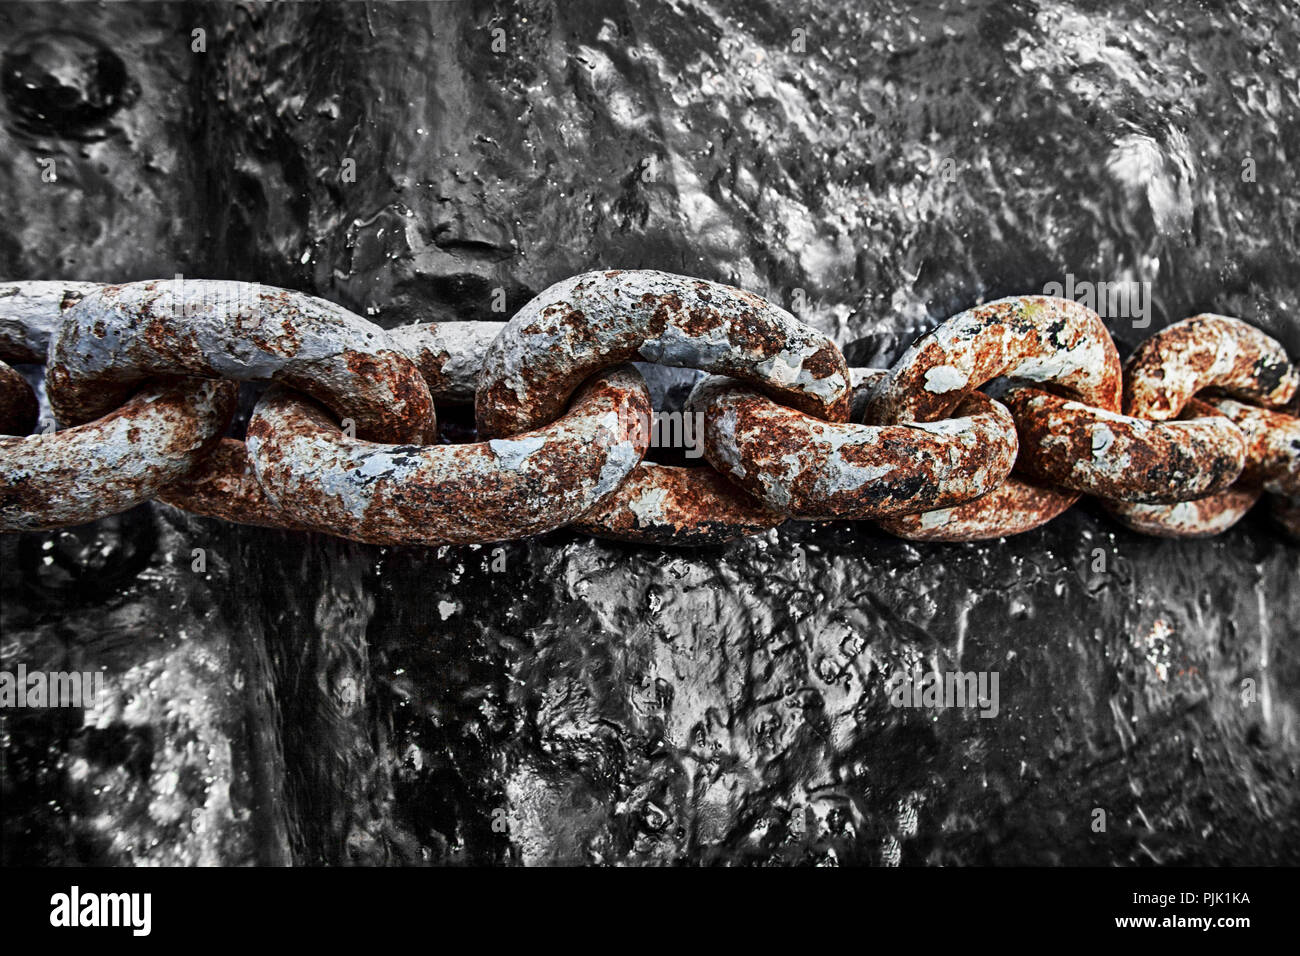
top-left (2, 0), bottom-right (1299, 865)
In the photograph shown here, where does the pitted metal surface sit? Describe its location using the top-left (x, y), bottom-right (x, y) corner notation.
top-left (1109, 317), bottom-right (1300, 537)
top-left (867, 296), bottom-right (1123, 425)
top-left (1006, 389), bottom-right (1246, 504)
top-left (1207, 398), bottom-right (1300, 498)
top-left (475, 270), bottom-right (852, 438)
top-left (1123, 314), bottom-right (1299, 419)
top-left (1105, 487), bottom-right (1264, 539)
top-left (0, 379), bottom-right (236, 531)
top-left (388, 320), bottom-right (502, 406)
top-left (865, 295), bottom-right (1122, 540)
top-left (245, 367), bottom-right (651, 545)
top-left (46, 279), bottom-right (436, 443)
top-left (689, 374), bottom-right (1017, 519)
top-left (875, 475), bottom-right (1080, 542)
top-left (0, 283), bottom-right (243, 530)
top-left (156, 438), bottom-right (307, 530)
top-left (0, 280), bottom-right (103, 362)
top-left (573, 461), bottom-right (783, 545)
top-left (0, 361), bottom-right (37, 436)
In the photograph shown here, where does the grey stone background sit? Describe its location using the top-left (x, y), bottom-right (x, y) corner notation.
top-left (1, 0), bottom-right (1297, 865)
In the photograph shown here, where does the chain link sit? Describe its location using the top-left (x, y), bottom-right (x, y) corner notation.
top-left (686, 374), bottom-right (1017, 519)
top-left (864, 296), bottom-right (1123, 540)
top-left (1, 273), bottom-right (1297, 544)
top-left (1105, 316), bottom-right (1299, 537)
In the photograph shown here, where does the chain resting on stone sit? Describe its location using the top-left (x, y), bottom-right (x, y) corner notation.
top-left (1, 274), bottom-right (1297, 544)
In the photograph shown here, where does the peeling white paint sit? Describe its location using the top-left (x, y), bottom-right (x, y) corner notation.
top-left (1090, 424), bottom-right (1115, 456)
top-left (919, 507), bottom-right (955, 529)
top-left (628, 486), bottom-right (669, 526)
top-left (489, 435), bottom-right (547, 470)
top-left (924, 365), bottom-right (967, 393)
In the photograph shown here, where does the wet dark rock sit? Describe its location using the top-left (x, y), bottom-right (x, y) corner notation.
top-left (2, 31), bottom-right (138, 139)
top-left (16, 511), bottom-right (157, 603)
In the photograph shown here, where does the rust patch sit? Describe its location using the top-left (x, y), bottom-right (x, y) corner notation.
top-left (690, 374), bottom-right (1018, 519)
top-left (1007, 388), bottom-right (1246, 504)
top-left (158, 438), bottom-right (311, 529)
top-left (876, 475), bottom-right (1079, 542)
top-left (0, 361), bottom-right (37, 436)
top-left (1206, 399), bottom-right (1300, 497)
top-left (868, 296), bottom-right (1123, 425)
top-left (244, 366), bottom-right (651, 545)
top-left (1, 379), bottom-right (237, 531)
top-left (1123, 314), bottom-right (1298, 419)
top-left (572, 462), bottom-right (784, 545)
top-left (1106, 486), bottom-right (1262, 538)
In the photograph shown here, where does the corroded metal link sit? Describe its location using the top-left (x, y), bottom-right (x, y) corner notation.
top-left (172, 318), bottom-right (783, 544)
top-left (160, 319), bottom-right (509, 530)
top-left (1104, 487), bottom-right (1263, 539)
top-left (244, 367), bottom-right (651, 546)
top-left (1, 280), bottom-right (243, 531)
top-left (156, 438), bottom-right (310, 530)
top-left (0, 281), bottom-right (101, 438)
top-left (1205, 398), bottom-right (1300, 497)
top-left (1005, 389), bottom-right (1245, 504)
top-left (0, 380), bottom-right (237, 531)
top-left (475, 270), bottom-right (852, 438)
top-left (866, 296), bottom-right (1122, 540)
top-left (471, 270), bottom-right (850, 545)
top-left (688, 373), bottom-right (1018, 519)
top-left (387, 321), bottom-right (502, 405)
top-left (875, 475), bottom-right (1079, 542)
top-left (1108, 316), bottom-right (1299, 538)
top-left (867, 296), bottom-right (1123, 425)
top-left (0, 281), bottom-right (104, 362)
top-left (47, 279), bottom-right (436, 443)
top-left (1124, 314), bottom-right (1298, 419)
top-left (0, 361), bottom-right (37, 436)
top-left (572, 461), bottom-right (784, 546)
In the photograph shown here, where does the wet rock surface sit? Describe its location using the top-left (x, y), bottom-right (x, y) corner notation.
top-left (2, 0), bottom-right (1298, 865)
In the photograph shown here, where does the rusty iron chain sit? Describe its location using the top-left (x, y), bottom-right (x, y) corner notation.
top-left (1, 273), bottom-right (1297, 545)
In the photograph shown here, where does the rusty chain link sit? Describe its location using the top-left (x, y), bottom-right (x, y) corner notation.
top-left (1, 273), bottom-right (1297, 545)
